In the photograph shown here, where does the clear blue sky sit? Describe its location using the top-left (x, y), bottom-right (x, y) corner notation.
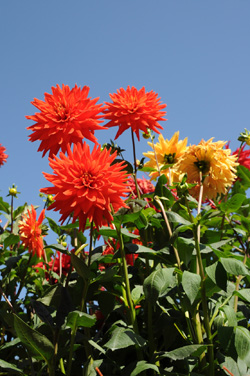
top-left (1, 1), bottom-right (250, 240)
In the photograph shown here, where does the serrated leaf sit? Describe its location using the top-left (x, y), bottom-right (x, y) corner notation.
top-left (182, 271), bottom-right (201, 305)
top-left (14, 314), bottom-right (54, 365)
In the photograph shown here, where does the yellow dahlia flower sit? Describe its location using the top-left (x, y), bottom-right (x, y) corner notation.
top-left (175, 138), bottom-right (238, 199)
top-left (143, 131), bottom-right (188, 182)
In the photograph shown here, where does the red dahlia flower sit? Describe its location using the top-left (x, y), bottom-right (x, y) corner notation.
top-left (26, 84), bottom-right (105, 158)
top-left (19, 206), bottom-right (45, 258)
top-left (0, 144), bottom-right (8, 166)
top-left (103, 86), bottom-right (167, 140)
top-left (234, 144), bottom-right (250, 170)
top-left (40, 142), bottom-right (129, 231)
top-left (127, 176), bottom-right (155, 198)
top-left (35, 251), bottom-right (71, 283)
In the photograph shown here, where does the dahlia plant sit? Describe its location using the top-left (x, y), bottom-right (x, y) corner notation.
top-left (0, 86), bottom-right (250, 376)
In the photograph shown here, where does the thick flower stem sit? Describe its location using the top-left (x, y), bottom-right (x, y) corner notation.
top-left (191, 175), bottom-right (214, 376)
top-left (10, 195), bottom-right (14, 234)
top-left (131, 129), bottom-right (141, 199)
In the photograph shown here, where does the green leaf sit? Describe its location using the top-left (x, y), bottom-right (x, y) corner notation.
top-left (235, 326), bottom-right (250, 367)
top-left (38, 284), bottom-right (63, 307)
top-left (88, 339), bottom-right (106, 355)
top-left (182, 271), bottom-right (201, 305)
top-left (104, 327), bottom-right (146, 350)
top-left (0, 359), bottom-right (24, 374)
top-left (71, 252), bottom-right (92, 280)
top-left (234, 288), bottom-right (250, 303)
top-left (3, 234), bottom-right (19, 248)
top-left (46, 216), bottom-right (61, 235)
top-left (0, 197), bottom-right (10, 214)
top-left (175, 237), bottom-right (194, 266)
top-left (221, 305), bottom-right (237, 327)
top-left (67, 311), bottom-right (96, 329)
top-left (130, 361), bottom-right (159, 376)
top-left (143, 268), bottom-right (175, 303)
top-left (13, 314), bottom-right (54, 365)
top-left (221, 357), bottom-right (241, 376)
top-left (44, 243), bottom-right (67, 253)
top-left (31, 300), bottom-right (54, 327)
top-left (166, 211), bottom-right (192, 226)
top-left (237, 165), bottom-right (250, 188)
top-left (158, 344), bottom-right (207, 360)
top-left (205, 261), bottom-right (227, 291)
top-left (220, 258), bottom-right (249, 276)
top-left (220, 193), bottom-right (246, 213)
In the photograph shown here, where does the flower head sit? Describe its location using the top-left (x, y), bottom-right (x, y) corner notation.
top-left (175, 138), bottom-right (238, 199)
top-left (103, 86), bottom-right (167, 140)
top-left (227, 144), bottom-right (250, 171)
top-left (143, 132), bottom-right (188, 182)
top-left (34, 251), bottom-right (72, 283)
top-left (19, 205), bottom-right (45, 258)
top-left (26, 84), bottom-right (105, 158)
top-left (127, 177), bottom-right (155, 198)
top-left (40, 142), bottom-right (129, 231)
top-left (0, 144), bottom-right (8, 167)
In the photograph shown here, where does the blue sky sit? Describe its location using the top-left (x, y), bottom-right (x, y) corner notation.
top-left (1, 1), bottom-right (250, 241)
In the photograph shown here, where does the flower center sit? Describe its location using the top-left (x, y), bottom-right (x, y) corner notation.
top-left (163, 153), bottom-right (176, 164)
top-left (194, 160), bottom-right (210, 174)
top-left (81, 172), bottom-right (97, 188)
top-left (127, 95), bottom-right (138, 113)
top-left (55, 103), bottom-right (69, 121)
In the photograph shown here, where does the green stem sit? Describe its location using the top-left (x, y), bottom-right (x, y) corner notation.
top-left (191, 174), bottom-right (214, 376)
top-left (116, 224), bottom-right (139, 333)
top-left (154, 196), bottom-right (181, 270)
top-left (10, 195), bottom-right (14, 234)
top-left (88, 222), bottom-right (94, 267)
top-left (234, 252), bottom-right (247, 312)
top-left (131, 129), bottom-right (141, 199)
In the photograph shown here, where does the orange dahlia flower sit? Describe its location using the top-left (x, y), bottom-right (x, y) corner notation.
top-left (26, 84), bottom-right (105, 158)
top-left (175, 138), bottom-right (238, 199)
top-left (103, 86), bottom-right (167, 140)
top-left (19, 206), bottom-right (45, 258)
top-left (0, 144), bottom-right (8, 167)
top-left (40, 142), bottom-right (129, 231)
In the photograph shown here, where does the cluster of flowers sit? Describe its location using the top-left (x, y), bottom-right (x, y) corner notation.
top-left (1, 83), bottom-right (249, 267)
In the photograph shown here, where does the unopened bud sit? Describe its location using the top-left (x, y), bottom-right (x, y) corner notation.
top-left (142, 131), bottom-right (150, 139)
